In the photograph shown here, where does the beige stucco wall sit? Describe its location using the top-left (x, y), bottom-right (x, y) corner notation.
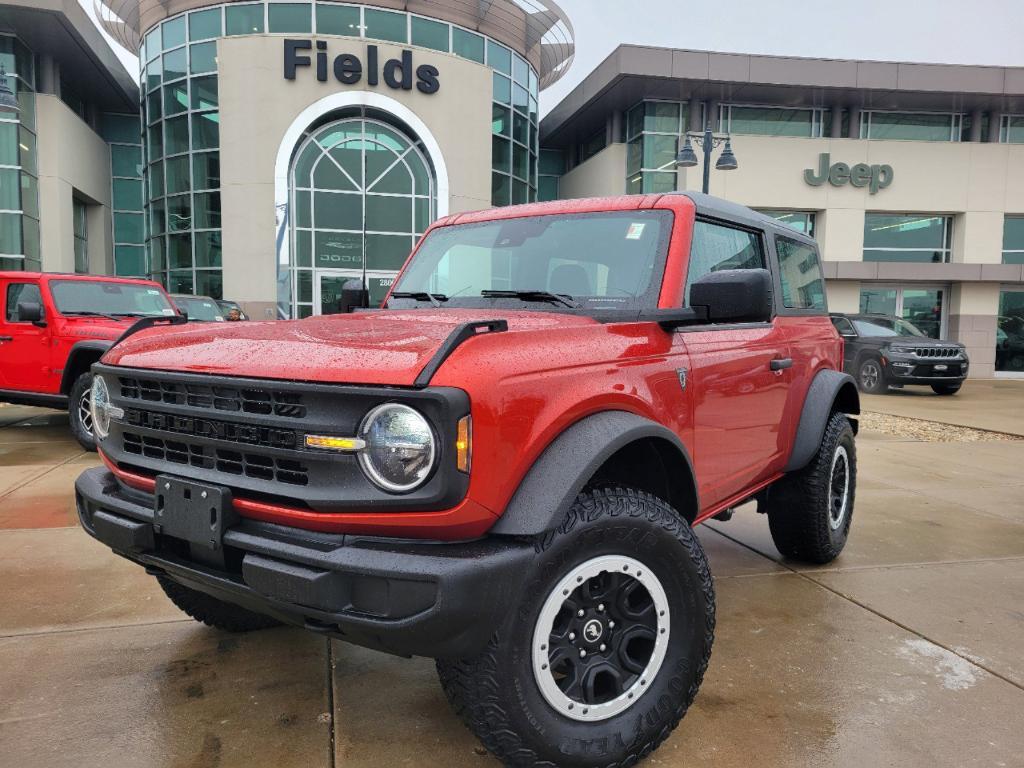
top-left (558, 143), bottom-right (627, 200)
top-left (35, 95), bottom-right (113, 274)
top-left (217, 35), bottom-right (492, 317)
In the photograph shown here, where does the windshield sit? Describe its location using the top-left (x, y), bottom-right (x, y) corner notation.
top-left (390, 210), bottom-right (673, 311)
top-left (51, 281), bottom-right (175, 317)
top-left (174, 296), bottom-right (225, 322)
top-left (853, 317), bottom-right (927, 338)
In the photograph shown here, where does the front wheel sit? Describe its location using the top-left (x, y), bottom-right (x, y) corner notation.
top-left (857, 357), bottom-right (887, 394)
top-left (68, 372), bottom-right (97, 451)
top-left (931, 384), bottom-right (962, 396)
top-left (437, 488), bottom-right (715, 768)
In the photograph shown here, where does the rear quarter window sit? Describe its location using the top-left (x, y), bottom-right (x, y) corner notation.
top-left (775, 235), bottom-right (826, 311)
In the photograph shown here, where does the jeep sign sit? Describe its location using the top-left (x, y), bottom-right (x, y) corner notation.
top-left (804, 153), bottom-right (893, 194)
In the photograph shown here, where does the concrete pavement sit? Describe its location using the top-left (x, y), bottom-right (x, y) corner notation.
top-left (1, 391), bottom-right (1023, 767)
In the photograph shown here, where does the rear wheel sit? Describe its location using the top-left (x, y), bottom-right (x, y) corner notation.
top-left (437, 488), bottom-right (715, 768)
top-left (766, 412), bottom-right (857, 564)
top-left (857, 358), bottom-right (886, 394)
top-left (68, 372), bottom-right (96, 452)
top-left (156, 575), bottom-right (281, 632)
top-left (931, 384), bottom-right (961, 396)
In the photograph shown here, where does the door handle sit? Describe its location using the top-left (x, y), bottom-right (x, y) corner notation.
top-left (0, 336), bottom-right (12, 342)
top-left (770, 358), bottom-right (793, 372)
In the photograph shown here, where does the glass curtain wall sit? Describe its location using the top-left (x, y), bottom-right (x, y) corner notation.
top-left (719, 105), bottom-right (828, 137)
top-left (140, 3), bottom-right (542, 296)
top-left (863, 214), bottom-right (953, 263)
top-left (626, 101), bottom-right (690, 194)
top-left (859, 286), bottom-right (946, 339)
top-left (537, 149), bottom-right (564, 202)
top-left (101, 113), bottom-right (146, 276)
top-left (997, 289), bottom-right (1024, 374)
top-left (1000, 115), bottom-right (1024, 144)
top-left (0, 35), bottom-right (38, 271)
top-left (860, 112), bottom-right (963, 142)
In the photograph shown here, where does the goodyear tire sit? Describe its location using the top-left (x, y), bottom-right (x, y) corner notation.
top-left (68, 372), bottom-right (97, 452)
top-left (767, 412), bottom-right (856, 564)
top-left (436, 488), bottom-right (715, 768)
top-left (156, 575), bottom-right (281, 633)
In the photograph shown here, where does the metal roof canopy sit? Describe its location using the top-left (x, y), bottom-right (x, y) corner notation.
top-left (0, 0), bottom-right (138, 113)
top-left (541, 45), bottom-right (1024, 147)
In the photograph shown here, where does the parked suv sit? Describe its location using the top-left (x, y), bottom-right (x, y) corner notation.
top-left (76, 194), bottom-right (859, 767)
top-left (0, 272), bottom-right (178, 449)
top-left (830, 312), bottom-right (969, 395)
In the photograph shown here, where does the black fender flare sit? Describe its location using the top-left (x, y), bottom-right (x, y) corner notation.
top-left (784, 369), bottom-right (860, 473)
top-left (60, 341), bottom-right (112, 394)
top-left (489, 411), bottom-right (698, 537)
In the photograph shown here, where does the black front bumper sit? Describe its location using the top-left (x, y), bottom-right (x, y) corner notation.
top-left (885, 358), bottom-right (968, 386)
top-left (75, 467), bottom-right (532, 659)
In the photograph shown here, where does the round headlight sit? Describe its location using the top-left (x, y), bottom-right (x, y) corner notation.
top-left (90, 375), bottom-right (111, 440)
top-left (357, 404), bottom-right (437, 493)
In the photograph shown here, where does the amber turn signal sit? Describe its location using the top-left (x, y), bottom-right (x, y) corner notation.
top-left (304, 435), bottom-right (366, 452)
top-left (456, 415), bottom-right (472, 473)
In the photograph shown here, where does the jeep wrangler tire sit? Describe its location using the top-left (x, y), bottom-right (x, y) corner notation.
top-left (436, 488), bottom-right (715, 768)
top-left (767, 412), bottom-right (856, 564)
top-left (156, 575), bottom-right (281, 632)
top-left (931, 384), bottom-right (961, 396)
top-left (69, 372), bottom-right (97, 452)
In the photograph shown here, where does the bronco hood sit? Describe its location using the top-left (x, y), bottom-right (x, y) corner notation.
top-left (102, 310), bottom-right (597, 387)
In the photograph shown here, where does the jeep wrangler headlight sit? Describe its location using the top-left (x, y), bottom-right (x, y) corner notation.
top-left (90, 375), bottom-right (112, 440)
top-left (357, 404), bottom-right (436, 493)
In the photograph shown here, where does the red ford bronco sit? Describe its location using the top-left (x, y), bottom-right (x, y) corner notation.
top-left (76, 193), bottom-right (859, 767)
top-left (0, 272), bottom-right (178, 450)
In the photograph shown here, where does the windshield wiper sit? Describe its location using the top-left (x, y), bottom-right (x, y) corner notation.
top-left (390, 291), bottom-right (449, 308)
top-left (480, 290), bottom-right (579, 309)
top-left (62, 310), bottom-right (123, 322)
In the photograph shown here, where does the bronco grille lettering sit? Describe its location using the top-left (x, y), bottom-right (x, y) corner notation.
top-left (124, 408), bottom-right (298, 449)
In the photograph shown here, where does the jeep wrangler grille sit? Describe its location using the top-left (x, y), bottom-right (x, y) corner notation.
top-left (122, 431), bottom-right (309, 486)
top-left (118, 376), bottom-right (306, 419)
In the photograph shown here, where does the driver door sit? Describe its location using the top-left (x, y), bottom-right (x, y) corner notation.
top-left (0, 278), bottom-right (53, 393)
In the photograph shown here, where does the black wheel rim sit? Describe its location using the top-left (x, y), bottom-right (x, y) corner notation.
top-left (533, 556), bottom-right (670, 722)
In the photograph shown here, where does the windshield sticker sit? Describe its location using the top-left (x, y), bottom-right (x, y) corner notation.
top-left (147, 289), bottom-right (161, 295)
top-left (161, 308), bottom-right (175, 315)
top-left (626, 223), bottom-right (646, 240)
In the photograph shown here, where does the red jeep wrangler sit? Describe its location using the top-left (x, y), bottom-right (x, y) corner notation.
top-left (76, 193), bottom-right (859, 767)
top-left (0, 272), bottom-right (178, 450)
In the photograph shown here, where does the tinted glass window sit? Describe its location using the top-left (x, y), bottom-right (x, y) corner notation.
top-left (394, 211), bottom-right (673, 310)
top-left (853, 317), bottom-right (927, 338)
top-left (173, 296), bottom-right (224, 321)
top-left (685, 220), bottom-right (765, 304)
top-left (5, 282), bottom-right (41, 322)
top-left (831, 316), bottom-right (855, 335)
top-left (775, 236), bottom-right (826, 310)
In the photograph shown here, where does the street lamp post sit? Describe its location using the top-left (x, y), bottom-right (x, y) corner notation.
top-left (673, 128), bottom-right (738, 193)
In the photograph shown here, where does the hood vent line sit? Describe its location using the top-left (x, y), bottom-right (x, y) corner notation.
top-left (414, 320), bottom-right (509, 389)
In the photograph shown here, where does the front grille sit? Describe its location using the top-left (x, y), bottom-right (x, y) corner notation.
top-left (119, 376), bottom-right (306, 419)
top-left (123, 432), bottom-right (309, 486)
top-left (914, 347), bottom-right (959, 359)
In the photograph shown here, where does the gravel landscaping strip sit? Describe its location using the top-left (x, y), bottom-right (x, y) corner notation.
top-left (859, 411), bottom-right (1024, 442)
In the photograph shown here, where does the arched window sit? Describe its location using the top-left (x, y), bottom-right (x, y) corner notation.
top-left (287, 114), bottom-right (435, 316)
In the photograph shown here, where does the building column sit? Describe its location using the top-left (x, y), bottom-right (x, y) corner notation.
top-left (830, 106), bottom-right (843, 138)
top-left (706, 100), bottom-right (718, 131)
top-left (608, 110), bottom-right (623, 145)
top-left (989, 112), bottom-right (1003, 143)
top-left (848, 106), bottom-right (861, 139)
top-left (969, 109), bottom-right (984, 142)
top-left (688, 101), bottom-right (702, 132)
top-left (36, 55), bottom-right (59, 96)
top-left (947, 283), bottom-right (1000, 378)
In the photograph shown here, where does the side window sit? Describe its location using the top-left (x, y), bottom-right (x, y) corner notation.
top-left (831, 316), bottom-right (856, 336)
top-left (5, 283), bottom-right (42, 323)
top-left (775, 236), bottom-right (826, 311)
top-left (685, 220), bottom-right (766, 304)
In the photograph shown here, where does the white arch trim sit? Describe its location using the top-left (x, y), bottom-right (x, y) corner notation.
top-left (273, 91), bottom-right (450, 312)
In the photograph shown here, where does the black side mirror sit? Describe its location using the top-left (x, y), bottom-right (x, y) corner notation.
top-left (338, 279), bottom-right (370, 314)
top-left (179, 310), bottom-right (189, 322)
top-left (690, 269), bottom-right (773, 324)
top-left (16, 301), bottom-right (45, 326)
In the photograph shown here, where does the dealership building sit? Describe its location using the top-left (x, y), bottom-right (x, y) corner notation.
top-left (2, 1), bottom-right (1024, 377)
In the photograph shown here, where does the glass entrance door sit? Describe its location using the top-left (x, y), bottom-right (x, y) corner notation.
top-left (859, 285), bottom-right (947, 339)
top-left (315, 270), bottom-right (397, 315)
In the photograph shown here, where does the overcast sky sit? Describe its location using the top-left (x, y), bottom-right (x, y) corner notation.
top-left (83, 0), bottom-right (1024, 116)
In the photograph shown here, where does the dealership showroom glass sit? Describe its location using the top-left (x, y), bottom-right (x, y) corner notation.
top-left (0, 0), bottom-right (1023, 377)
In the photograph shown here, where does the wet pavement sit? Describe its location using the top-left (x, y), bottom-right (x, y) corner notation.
top-left (1, 393), bottom-right (1023, 767)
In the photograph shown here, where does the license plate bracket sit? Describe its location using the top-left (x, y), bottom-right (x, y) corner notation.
top-left (934, 364), bottom-right (948, 372)
top-left (154, 475), bottom-right (235, 551)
